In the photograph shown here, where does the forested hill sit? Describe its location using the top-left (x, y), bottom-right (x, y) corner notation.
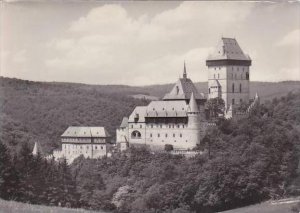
top-left (0, 77), bottom-right (149, 154)
top-left (0, 77), bottom-right (299, 154)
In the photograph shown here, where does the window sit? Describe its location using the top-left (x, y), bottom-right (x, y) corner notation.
top-left (165, 134), bottom-right (168, 138)
top-left (217, 73), bottom-right (219, 79)
top-left (241, 73), bottom-right (243, 79)
top-left (214, 74), bottom-right (215, 78)
top-left (151, 124), bottom-right (153, 128)
top-left (131, 130), bottom-right (142, 139)
top-left (231, 73), bottom-right (233, 79)
top-left (239, 84), bottom-right (242, 93)
top-left (232, 99), bottom-right (235, 105)
top-left (173, 134), bottom-right (175, 137)
top-left (95, 146), bottom-right (97, 149)
top-left (219, 67), bottom-right (221, 70)
top-left (101, 146), bottom-right (103, 150)
top-left (131, 125), bottom-right (133, 128)
top-left (150, 133), bottom-right (152, 137)
top-left (158, 133), bottom-right (160, 138)
top-left (140, 124), bottom-right (142, 128)
top-left (232, 83), bottom-right (235, 93)
top-left (176, 86), bottom-right (179, 94)
top-left (209, 88), bottom-right (211, 94)
top-left (177, 125), bottom-right (180, 128)
top-left (246, 72), bottom-right (249, 80)
top-left (240, 99), bottom-right (243, 103)
top-left (237, 67), bottom-right (239, 71)
top-left (160, 124), bottom-right (162, 128)
top-left (180, 133), bottom-right (182, 138)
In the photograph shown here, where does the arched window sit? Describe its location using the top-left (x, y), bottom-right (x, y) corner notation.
top-left (131, 130), bottom-right (141, 139)
top-left (239, 84), bottom-right (242, 93)
top-left (232, 83), bottom-right (235, 93)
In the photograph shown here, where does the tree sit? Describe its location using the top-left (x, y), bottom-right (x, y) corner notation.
top-left (0, 142), bottom-right (19, 200)
top-left (206, 98), bottom-right (225, 119)
top-left (165, 144), bottom-right (173, 152)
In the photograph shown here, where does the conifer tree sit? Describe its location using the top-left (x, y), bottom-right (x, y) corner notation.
top-left (0, 142), bottom-right (19, 200)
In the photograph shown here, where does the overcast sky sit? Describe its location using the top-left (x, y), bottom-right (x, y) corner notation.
top-left (1, 1), bottom-right (299, 86)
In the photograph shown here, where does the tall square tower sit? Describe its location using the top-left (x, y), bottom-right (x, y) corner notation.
top-left (206, 38), bottom-right (251, 109)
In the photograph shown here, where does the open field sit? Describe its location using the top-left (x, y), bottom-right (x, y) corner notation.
top-left (0, 199), bottom-right (106, 213)
top-left (220, 197), bottom-right (300, 213)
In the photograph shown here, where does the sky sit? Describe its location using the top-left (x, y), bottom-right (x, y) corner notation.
top-left (0, 1), bottom-right (299, 86)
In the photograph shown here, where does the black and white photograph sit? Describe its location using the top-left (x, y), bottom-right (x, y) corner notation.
top-left (0, 1), bottom-right (300, 212)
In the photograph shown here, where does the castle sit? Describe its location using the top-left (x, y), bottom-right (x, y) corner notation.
top-left (50, 37), bottom-right (256, 161)
top-left (116, 37), bottom-right (253, 151)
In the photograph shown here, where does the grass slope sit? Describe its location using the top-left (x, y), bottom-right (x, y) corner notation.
top-left (0, 199), bottom-right (105, 213)
top-left (220, 198), bottom-right (300, 213)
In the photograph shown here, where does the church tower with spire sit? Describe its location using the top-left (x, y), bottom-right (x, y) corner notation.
top-left (206, 38), bottom-right (252, 110)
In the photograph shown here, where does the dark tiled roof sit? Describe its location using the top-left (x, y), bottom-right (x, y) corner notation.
top-left (163, 78), bottom-right (205, 100)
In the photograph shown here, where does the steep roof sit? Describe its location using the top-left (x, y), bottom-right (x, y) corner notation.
top-left (207, 37), bottom-right (251, 61)
top-left (163, 78), bottom-right (205, 100)
top-left (61, 127), bottom-right (110, 138)
top-left (188, 92), bottom-right (200, 113)
top-left (128, 100), bottom-right (189, 122)
top-left (32, 142), bottom-right (43, 155)
top-left (163, 62), bottom-right (205, 101)
top-left (120, 117), bottom-right (129, 128)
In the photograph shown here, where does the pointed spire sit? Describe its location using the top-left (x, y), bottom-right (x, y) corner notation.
top-left (188, 92), bottom-right (199, 113)
top-left (183, 61), bottom-right (187, 79)
top-left (32, 142), bottom-right (39, 155)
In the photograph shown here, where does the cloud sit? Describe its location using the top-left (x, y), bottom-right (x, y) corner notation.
top-left (45, 2), bottom-right (254, 85)
top-left (277, 29), bottom-right (300, 46)
top-left (12, 49), bottom-right (27, 63)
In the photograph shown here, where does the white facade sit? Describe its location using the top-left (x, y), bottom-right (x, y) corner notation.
top-left (116, 70), bottom-right (208, 151)
top-left (52, 126), bottom-right (111, 163)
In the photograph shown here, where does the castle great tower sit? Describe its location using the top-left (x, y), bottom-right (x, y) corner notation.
top-left (206, 38), bottom-right (251, 109)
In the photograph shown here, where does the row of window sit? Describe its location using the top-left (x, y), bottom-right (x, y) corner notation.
top-left (151, 133), bottom-right (183, 138)
top-left (63, 144), bottom-right (104, 150)
top-left (213, 72), bottom-right (249, 80)
top-left (131, 131), bottom-right (184, 139)
top-left (213, 66), bottom-right (247, 71)
top-left (209, 83), bottom-right (243, 94)
top-left (131, 124), bottom-right (186, 129)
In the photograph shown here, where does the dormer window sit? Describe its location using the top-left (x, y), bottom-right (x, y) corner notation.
top-left (176, 86), bottom-right (179, 95)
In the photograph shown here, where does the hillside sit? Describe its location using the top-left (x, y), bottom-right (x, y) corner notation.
top-left (0, 77), bottom-right (149, 154)
top-left (0, 77), bottom-right (299, 154)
